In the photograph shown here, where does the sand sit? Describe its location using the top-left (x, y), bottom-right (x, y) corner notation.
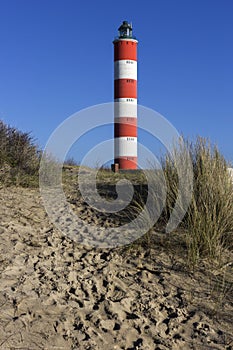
top-left (0, 186), bottom-right (233, 349)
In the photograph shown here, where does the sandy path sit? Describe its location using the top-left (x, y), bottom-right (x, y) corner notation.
top-left (0, 187), bottom-right (232, 349)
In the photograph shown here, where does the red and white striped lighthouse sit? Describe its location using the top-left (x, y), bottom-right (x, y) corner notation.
top-left (113, 21), bottom-right (138, 170)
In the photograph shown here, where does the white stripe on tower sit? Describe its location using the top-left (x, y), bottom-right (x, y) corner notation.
top-left (114, 137), bottom-right (137, 157)
top-left (113, 21), bottom-right (138, 170)
top-left (114, 101), bottom-right (137, 119)
top-left (114, 60), bottom-right (137, 80)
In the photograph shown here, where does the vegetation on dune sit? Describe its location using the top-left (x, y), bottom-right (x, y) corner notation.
top-left (0, 120), bottom-right (40, 187)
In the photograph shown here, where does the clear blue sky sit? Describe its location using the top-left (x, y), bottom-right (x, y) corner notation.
top-left (0, 0), bottom-right (232, 164)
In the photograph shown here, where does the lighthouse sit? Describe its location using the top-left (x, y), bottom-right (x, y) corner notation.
top-left (113, 21), bottom-right (138, 171)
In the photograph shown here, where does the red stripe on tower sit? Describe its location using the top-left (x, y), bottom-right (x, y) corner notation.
top-left (113, 21), bottom-right (138, 170)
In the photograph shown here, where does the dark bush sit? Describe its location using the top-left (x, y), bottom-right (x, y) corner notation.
top-left (0, 120), bottom-right (40, 186)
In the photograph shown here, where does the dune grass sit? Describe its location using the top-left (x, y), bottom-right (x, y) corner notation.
top-left (153, 137), bottom-right (233, 267)
top-left (184, 138), bottom-right (233, 266)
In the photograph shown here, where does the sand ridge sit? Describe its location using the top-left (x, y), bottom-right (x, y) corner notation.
top-left (0, 187), bottom-right (233, 349)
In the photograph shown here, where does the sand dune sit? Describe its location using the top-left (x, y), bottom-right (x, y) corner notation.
top-left (0, 186), bottom-right (232, 349)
